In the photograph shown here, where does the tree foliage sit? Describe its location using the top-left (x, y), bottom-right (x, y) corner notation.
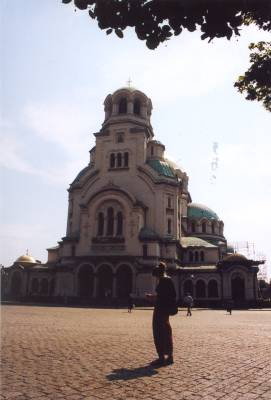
top-left (62, 0), bottom-right (271, 111)
top-left (235, 41), bottom-right (271, 111)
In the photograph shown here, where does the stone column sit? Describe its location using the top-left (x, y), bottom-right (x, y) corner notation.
top-left (127, 101), bottom-right (133, 114)
top-left (93, 275), bottom-right (98, 298)
top-left (112, 103), bottom-right (118, 115)
top-left (112, 275), bottom-right (117, 298)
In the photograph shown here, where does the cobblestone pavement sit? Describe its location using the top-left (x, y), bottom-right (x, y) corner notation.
top-left (1, 306), bottom-right (271, 400)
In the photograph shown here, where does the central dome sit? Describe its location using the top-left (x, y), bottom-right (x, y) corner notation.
top-left (187, 203), bottom-right (219, 220)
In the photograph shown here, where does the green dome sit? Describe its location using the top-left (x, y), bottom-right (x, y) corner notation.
top-left (187, 203), bottom-right (219, 220)
top-left (147, 159), bottom-right (176, 178)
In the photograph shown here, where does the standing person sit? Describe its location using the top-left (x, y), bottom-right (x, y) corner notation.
top-left (147, 262), bottom-right (177, 367)
top-left (184, 293), bottom-right (193, 316)
top-left (127, 293), bottom-right (134, 313)
top-left (226, 300), bottom-right (234, 315)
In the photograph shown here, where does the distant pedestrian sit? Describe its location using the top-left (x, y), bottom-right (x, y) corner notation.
top-left (146, 262), bottom-right (177, 367)
top-left (128, 294), bottom-right (134, 313)
top-left (184, 293), bottom-right (193, 316)
top-left (226, 300), bottom-right (234, 315)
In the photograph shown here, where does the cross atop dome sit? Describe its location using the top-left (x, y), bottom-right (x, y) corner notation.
top-left (126, 77), bottom-right (132, 88)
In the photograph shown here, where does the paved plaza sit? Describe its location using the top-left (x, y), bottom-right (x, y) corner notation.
top-left (1, 305), bottom-right (271, 400)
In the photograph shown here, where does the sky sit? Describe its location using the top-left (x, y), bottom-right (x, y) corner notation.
top-left (1, 1), bottom-right (270, 279)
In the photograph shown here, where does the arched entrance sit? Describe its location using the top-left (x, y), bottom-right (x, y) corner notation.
top-left (208, 280), bottom-right (218, 298)
top-left (40, 279), bottom-right (49, 295)
top-left (78, 264), bottom-right (94, 298)
top-left (183, 280), bottom-right (193, 297)
top-left (10, 271), bottom-right (22, 299)
top-left (97, 265), bottom-right (113, 298)
top-left (231, 275), bottom-right (245, 301)
top-left (116, 265), bottom-right (133, 299)
top-left (196, 280), bottom-right (206, 298)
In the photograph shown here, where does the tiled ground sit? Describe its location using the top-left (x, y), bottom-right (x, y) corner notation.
top-left (1, 305), bottom-right (271, 400)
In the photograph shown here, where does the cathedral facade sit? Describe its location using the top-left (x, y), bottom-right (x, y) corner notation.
top-left (3, 87), bottom-right (262, 306)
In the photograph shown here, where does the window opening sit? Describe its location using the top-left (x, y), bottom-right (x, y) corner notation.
top-left (143, 244), bottom-right (148, 258)
top-left (117, 153), bottom-right (122, 168)
top-left (134, 99), bottom-right (141, 115)
top-left (167, 219), bottom-right (172, 234)
top-left (119, 98), bottom-right (127, 114)
top-left (98, 212), bottom-right (104, 236)
top-left (116, 212), bottom-right (123, 236)
top-left (124, 152), bottom-right (129, 167)
top-left (110, 153), bottom-right (115, 168)
top-left (107, 207), bottom-right (114, 236)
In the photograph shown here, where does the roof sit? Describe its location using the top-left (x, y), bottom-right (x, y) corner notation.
top-left (180, 265), bottom-right (217, 271)
top-left (115, 86), bottom-right (138, 92)
top-left (139, 227), bottom-right (160, 241)
top-left (187, 203), bottom-right (219, 220)
top-left (224, 253), bottom-right (247, 262)
top-left (181, 237), bottom-right (217, 248)
top-left (15, 254), bottom-right (37, 264)
top-left (71, 166), bottom-right (90, 185)
top-left (147, 159), bottom-right (176, 178)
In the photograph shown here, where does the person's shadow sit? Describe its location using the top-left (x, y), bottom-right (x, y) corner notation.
top-left (106, 365), bottom-right (159, 381)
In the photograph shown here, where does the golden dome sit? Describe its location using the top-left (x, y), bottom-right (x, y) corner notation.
top-left (15, 254), bottom-right (37, 264)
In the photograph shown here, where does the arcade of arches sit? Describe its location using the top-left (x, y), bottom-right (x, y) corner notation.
top-left (78, 264), bottom-right (133, 300)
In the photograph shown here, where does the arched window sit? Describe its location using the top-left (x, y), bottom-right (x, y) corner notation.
top-left (200, 251), bottom-right (204, 262)
top-left (195, 251), bottom-right (199, 262)
top-left (143, 244), bottom-right (148, 258)
top-left (117, 153), bottom-right (122, 167)
top-left (134, 98), bottom-right (141, 115)
top-left (191, 222), bottom-right (196, 233)
top-left (40, 279), bottom-right (48, 295)
top-left (196, 280), bottom-right (206, 298)
top-left (212, 222), bottom-right (215, 234)
top-left (208, 280), bottom-right (218, 298)
top-left (107, 207), bottom-right (114, 236)
top-left (124, 152), bottom-right (129, 167)
top-left (119, 97), bottom-right (127, 114)
top-left (116, 212), bottom-right (123, 236)
top-left (202, 222), bottom-right (206, 233)
top-left (184, 280), bottom-right (193, 297)
top-left (151, 146), bottom-right (154, 156)
top-left (98, 212), bottom-right (104, 236)
top-left (189, 251), bottom-right (193, 262)
top-left (110, 153), bottom-right (115, 168)
top-left (31, 278), bottom-right (39, 293)
top-left (167, 219), bottom-right (172, 234)
top-left (219, 222), bottom-right (223, 235)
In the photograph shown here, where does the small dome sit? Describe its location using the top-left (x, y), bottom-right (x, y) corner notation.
top-left (15, 254), bottom-right (37, 264)
top-left (224, 253), bottom-right (247, 262)
top-left (187, 203), bottom-right (219, 220)
top-left (114, 86), bottom-right (138, 93)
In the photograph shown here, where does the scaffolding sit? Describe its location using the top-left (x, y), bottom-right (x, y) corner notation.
top-left (228, 241), bottom-right (268, 281)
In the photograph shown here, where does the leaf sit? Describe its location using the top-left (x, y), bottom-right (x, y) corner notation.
top-left (106, 28), bottom-right (113, 35)
top-left (115, 29), bottom-right (124, 38)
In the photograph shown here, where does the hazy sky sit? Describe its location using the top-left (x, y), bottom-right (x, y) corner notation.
top-left (1, 1), bottom-right (270, 279)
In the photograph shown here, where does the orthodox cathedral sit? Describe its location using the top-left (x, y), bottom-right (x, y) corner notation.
top-left (3, 87), bottom-right (262, 306)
